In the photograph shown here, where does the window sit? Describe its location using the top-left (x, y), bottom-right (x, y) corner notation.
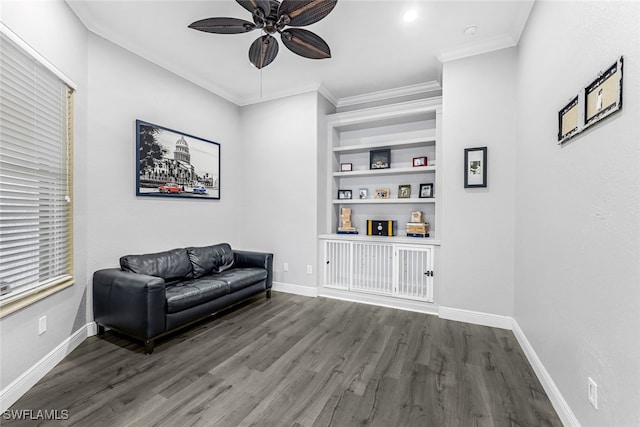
top-left (0, 26), bottom-right (75, 317)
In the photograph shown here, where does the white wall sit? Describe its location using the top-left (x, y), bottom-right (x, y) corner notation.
top-left (239, 92), bottom-right (320, 290)
top-left (514, 2), bottom-right (640, 426)
top-left (0, 0), bottom-right (90, 389)
top-left (441, 48), bottom-right (517, 317)
top-left (85, 33), bottom-right (243, 288)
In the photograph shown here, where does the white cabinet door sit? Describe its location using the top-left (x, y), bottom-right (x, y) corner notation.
top-left (323, 240), bottom-right (434, 303)
top-left (352, 242), bottom-right (393, 295)
top-left (394, 245), bottom-right (434, 302)
top-left (323, 240), bottom-right (351, 289)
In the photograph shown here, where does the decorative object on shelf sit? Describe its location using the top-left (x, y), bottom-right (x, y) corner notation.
top-left (412, 156), bottom-right (428, 167)
top-left (337, 189), bottom-right (352, 200)
top-left (188, 0), bottom-right (337, 69)
top-left (367, 220), bottom-right (396, 236)
top-left (464, 147), bottom-right (487, 188)
top-left (419, 183), bottom-right (433, 198)
top-left (337, 207), bottom-right (358, 234)
top-left (340, 162), bottom-right (353, 172)
top-left (557, 56), bottom-right (623, 144)
top-left (558, 96), bottom-right (579, 142)
top-left (136, 120), bottom-right (220, 200)
top-left (410, 211), bottom-right (424, 223)
top-left (584, 56), bottom-right (623, 128)
top-left (374, 188), bottom-right (390, 199)
top-left (370, 149), bottom-right (391, 169)
top-left (359, 188), bottom-right (368, 199)
top-left (398, 184), bottom-right (411, 198)
top-left (406, 211), bottom-right (429, 237)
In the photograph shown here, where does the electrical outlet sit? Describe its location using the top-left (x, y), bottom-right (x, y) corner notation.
top-left (283, 262), bottom-right (289, 272)
top-left (38, 315), bottom-right (47, 335)
top-left (588, 377), bottom-right (598, 410)
top-left (306, 265), bottom-right (313, 275)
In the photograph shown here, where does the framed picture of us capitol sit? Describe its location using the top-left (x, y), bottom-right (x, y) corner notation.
top-left (135, 120), bottom-right (220, 200)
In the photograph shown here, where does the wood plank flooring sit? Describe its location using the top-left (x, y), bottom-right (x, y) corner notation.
top-left (5, 293), bottom-right (562, 426)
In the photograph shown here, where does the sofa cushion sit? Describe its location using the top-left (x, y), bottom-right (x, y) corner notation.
top-left (120, 248), bottom-right (193, 283)
top-left (186, 243), bottom-right (235, 278)
top-left (165, 278), bottom-right (230, 314)
top-left (214, 268), bottom-right (268, 293)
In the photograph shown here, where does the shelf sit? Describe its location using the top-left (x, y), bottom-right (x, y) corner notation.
top-left (333, 198), bottom-right (435, 205)
top-left (333, 136), bottom-right (436, 154)
top-left (319, 233), bottom-right (441, 246)
top-left (334, 166), bottom-right (435, 177)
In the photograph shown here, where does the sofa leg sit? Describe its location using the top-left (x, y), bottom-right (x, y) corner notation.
top-left (96, 324), bottom-right (106, 336)
top-left (266, 289), bottom-right (272, 299)
top-left (144, 339), bottom-right (155, 354)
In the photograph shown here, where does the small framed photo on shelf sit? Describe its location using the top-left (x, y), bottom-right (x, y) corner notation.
top-left (419, 183), bottom-right (434, 198)
top-left (464, 147), bottom-right (487, 188)
top-left (412, 156), bottom-right (428, 167)
top-left (410, 211), bottom-right (424, 223)
top-left (398, 184), bottom-right (411, 198)
top-left (359, 188), bottom-right (368, 199)
top-left (337, 189), bottom-right (352, 200)
top-left (374, 188), bottom-right (390, 199)
top-left (340, 163), bottom-right (353, 172)
top-left (370, 149), bottom-right (391, 169)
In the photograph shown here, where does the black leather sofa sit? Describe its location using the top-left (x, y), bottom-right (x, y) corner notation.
top-left (93, 243), bottom-right (273, 353)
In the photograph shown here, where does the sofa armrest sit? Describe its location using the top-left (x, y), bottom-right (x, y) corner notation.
top-left (233, 250), bottom-right (273, 289)
top-left (93, 268), bottom-right (166, 340)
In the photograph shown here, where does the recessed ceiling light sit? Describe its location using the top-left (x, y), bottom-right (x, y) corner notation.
top-left (403, 9), bottom-right (418, 23)
top-left (464, 25), bottom-right (478, 36)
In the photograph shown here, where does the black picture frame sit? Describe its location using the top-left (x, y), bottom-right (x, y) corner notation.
top-left (419, 183), bottom-right (434, 198)
top-left (340, 163), bottom-right (352, 172)
top-left (558, 95), bottom-right (579, 143)
top-left (136, 120), bottom-right (220, 199)
top-left (370, 149), bottom-right (391, 169)
top-left (584, 56), bottom-right (623, 128)
top-left (337, 189), bottom-right (352, 200)
top-left (464, 147), bottom-right (487, 188)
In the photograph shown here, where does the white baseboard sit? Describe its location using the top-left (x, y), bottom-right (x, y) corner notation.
top-left (272, 282), bottom-right (318, 298)
top-left (438, 306), bottom-right (512, 330)
top-left (0, 322), bottom-right (94, 412)
top-left (512, 320), bottom-right (580, 427)
top-left (319, 288), bottom-right (440, 316)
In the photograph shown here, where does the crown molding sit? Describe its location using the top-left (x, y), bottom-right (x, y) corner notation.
top-left (336, 82), bottom-right (442, 108)
top-left (439, 33), bottom-right (518, 63)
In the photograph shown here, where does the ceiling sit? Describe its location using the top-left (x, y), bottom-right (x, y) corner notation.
top-left (66, 0), bottom-right (534, 106)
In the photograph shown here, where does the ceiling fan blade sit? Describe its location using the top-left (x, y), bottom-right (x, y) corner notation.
top-left (188, 17), bottom-right (256, 34)
top-left (249, 35), bottom-right (279, 69)
top-left (277, 0), bottom-right (337, 27)
top-left (281, 28), bottom-right (330, 59)
top-left (236, 0), bottom-right (271, 15)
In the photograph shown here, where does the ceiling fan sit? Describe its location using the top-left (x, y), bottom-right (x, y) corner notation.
top-left (188, 0), bottom-right (338, 69)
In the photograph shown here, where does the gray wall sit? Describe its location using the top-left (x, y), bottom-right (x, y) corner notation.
top-left (0, 0), bottom-right (90, 390)
top-left (441, 48), bottom-right (518, 317)
top-left (239, 92), bottom-right (321, 289)
top-left (85, 33), bottom-right (243, 282)
top-left (515, 2), bottom-right (640, 425)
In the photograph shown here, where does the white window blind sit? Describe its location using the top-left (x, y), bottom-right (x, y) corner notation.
top-left (0, 30), bottom-right (73, 303)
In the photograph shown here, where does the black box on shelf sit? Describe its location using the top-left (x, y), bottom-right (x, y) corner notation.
top-left (367, 220), bottom-right (396, 236)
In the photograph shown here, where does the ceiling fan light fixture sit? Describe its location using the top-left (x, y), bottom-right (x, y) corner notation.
top-left (189, 0), bottom-right (337, 68)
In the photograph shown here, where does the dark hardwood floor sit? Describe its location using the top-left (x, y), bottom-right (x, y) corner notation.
top-left (6, 293), bottom-right (562, 426)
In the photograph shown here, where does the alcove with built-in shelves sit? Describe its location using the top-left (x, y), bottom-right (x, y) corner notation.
top-left (318, 98), bottom-right (442, 309)
top-left (322, 98), bottom-right (442, 242)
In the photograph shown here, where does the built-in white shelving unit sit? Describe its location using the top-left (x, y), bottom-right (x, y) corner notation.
top-left (318, 97), bottom-right (442, 309)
